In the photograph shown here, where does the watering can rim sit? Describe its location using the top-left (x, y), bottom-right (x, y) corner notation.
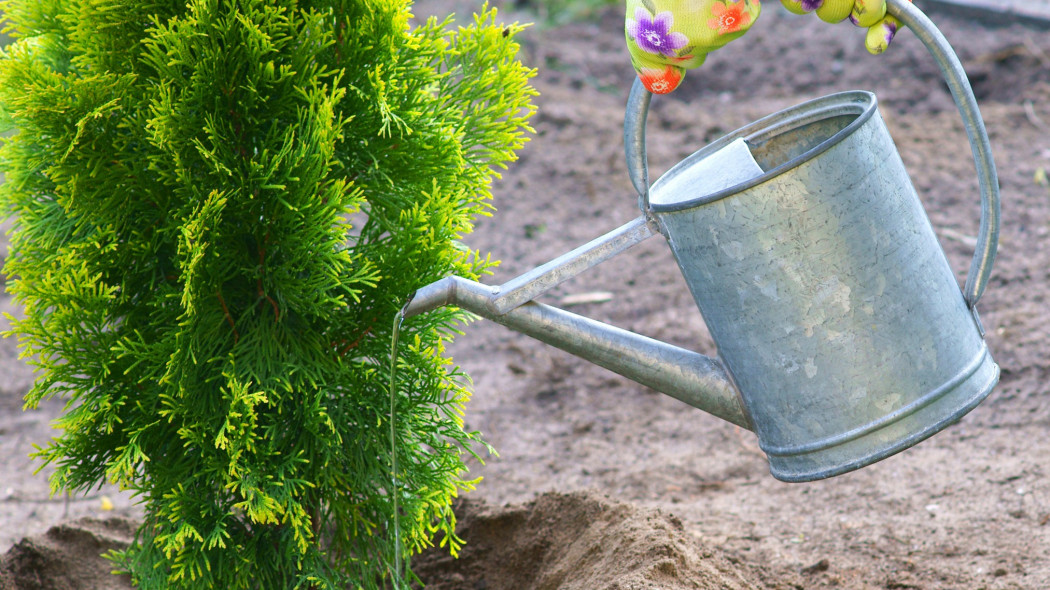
top-left (647, 90), bottom-right (877, 214)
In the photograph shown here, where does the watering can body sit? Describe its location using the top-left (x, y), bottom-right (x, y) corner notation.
top-left (648, 91), bottom-right (997, 480)
top-left (402, 0), bottom-right (1000, 482)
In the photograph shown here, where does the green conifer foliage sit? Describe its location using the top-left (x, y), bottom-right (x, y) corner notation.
top-left (0, 0), bottom-right (535, 587)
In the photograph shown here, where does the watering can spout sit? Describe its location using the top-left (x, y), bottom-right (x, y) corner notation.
top-left (403, 271), bottom-right (751, 430)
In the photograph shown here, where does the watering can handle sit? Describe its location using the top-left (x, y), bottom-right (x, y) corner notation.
top-left (624, 0), bottom-right (1000, 310)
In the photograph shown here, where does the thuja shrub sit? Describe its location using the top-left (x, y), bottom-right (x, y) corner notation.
top-left (0, 0), bottom-right (535, 587)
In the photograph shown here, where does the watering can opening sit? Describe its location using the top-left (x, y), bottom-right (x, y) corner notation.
top-left (648, 92), bottom-right (876, 211)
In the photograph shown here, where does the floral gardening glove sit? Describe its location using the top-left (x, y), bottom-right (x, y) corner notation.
top-left (625, 0), bottom-right (909, 95)
top-left (781, 0), bottom-right (909, 55)
top-left (625, 0), bottom-right (761, 94)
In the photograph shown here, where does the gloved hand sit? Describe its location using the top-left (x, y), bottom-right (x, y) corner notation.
top-left (625, 0), bottom-right (905, 95)
top-left (625, 0), bottom-right (761, 94)
top-left (781, 0), bottom-right (908, 55)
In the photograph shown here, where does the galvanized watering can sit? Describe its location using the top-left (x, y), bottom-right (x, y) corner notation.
top-left (403, 0), bottom-right (1001, 482)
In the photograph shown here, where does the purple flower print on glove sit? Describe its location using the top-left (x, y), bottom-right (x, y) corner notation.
top-left (626, 8), bottom-right (689, 57)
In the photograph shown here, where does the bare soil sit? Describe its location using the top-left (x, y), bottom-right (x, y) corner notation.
top-left (3, 2), bottom-right (1050, 588)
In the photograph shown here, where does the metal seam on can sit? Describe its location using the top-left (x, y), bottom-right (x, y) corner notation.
top-left (761, 342), bottom-right (990, 457)
top-left (772, 364), bottom-right (999, 482)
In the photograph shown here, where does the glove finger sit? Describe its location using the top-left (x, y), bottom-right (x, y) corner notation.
top-left (865, 14), bottom-right (902, 54)
top-left (781, 0), bottom-right (818, 15)
top-left (629, 49), bottom-right (705, 94)
top-left (849, 0), bottom-right (887, 28)
top-left (816, 0), bottom-right (855, 23)
top-left (636, 63), bottom-right (688, 94)
top-left (623, 30), bottom-right (694, 94)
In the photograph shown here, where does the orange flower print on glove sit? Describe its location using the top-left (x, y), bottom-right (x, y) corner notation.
top-left (709, 1), bottom-right (754, 34)
top-left (625, 0), bottom-right (760, 94)
top-left (637, 64), bottom-right (685, 94)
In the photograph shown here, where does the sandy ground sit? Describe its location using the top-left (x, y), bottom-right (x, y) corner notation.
top-left (3, 1), bottom-right (1050, 588)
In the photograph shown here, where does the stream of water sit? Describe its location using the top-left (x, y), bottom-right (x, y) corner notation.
top-left (388, 310), bottom-right (405, 588)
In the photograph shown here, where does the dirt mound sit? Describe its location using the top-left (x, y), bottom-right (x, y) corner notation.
top-left (0, 518), bottom-right (135, 590)
top-left (414, 491), bottom-right (800, 590)
top-left (3, 495), bottom-right (797, 590)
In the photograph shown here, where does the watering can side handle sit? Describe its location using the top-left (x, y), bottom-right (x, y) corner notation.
top-left (491, 216), bottom-right (658, 314)
top-left (624, 0), bottom-right (1001, 310)
top-left (403, 216), bottom-right (659, 319)
top-left (886, 0), bottom-right (1000, 309)
top-left (625, 80), bottom-right (652, 214)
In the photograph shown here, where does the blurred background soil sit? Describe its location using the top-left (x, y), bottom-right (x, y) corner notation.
top-left (3, 1), bottom-right (1050, 588)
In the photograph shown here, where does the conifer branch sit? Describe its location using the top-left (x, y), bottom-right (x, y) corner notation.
top-left (216, 289), bottom-right (239, 345)
top-left (0, 1), bottom-right (536, 587)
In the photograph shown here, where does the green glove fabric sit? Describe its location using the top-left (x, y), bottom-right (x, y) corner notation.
top-left (781, 0), bottom-right (908, 55)
top-left (625, 0), bottom-right (906, 95)
top-left (625, 0), bottom-right (760, 94)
